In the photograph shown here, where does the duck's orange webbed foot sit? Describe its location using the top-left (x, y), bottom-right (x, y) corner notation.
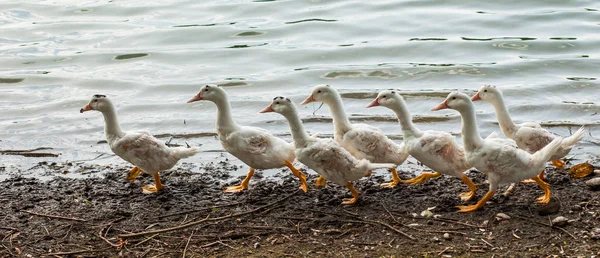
top-left (522, 171), bottom-right (545, 184)
top-left (341, 181), bottom-right (360, 205)
top-left (401, 171), bottom-right (442, 185)
top-left (142, 172), bottom-right (164, 194)
top-left (458, 175), bottom-right (478, 202)
top-left (380, 168), bottom-right (401, 188)
top-left (224, 168), bottom-right (255, 193)
top-left (126, 167), bottom-right (142, 183)
top-left (456, 190), bottom-right (495, 213)
top-left (533, 176), bottom-right (551, 204)
top-left (315, 176), bottom-right (326, 188)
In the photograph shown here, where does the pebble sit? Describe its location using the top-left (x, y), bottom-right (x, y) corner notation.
top-left (495, 213), bottom-right (510, 221)
top-left (538, 198), bottom-right (561, 215)
top-left (594, 169), bottom-right (600, 176)
top-left (585, 177), bottom-right (600, 190)
top-left (253, 242), bottom-right (260, 249)
top-left (591, 228), bottom-right (600, 239)
top-left (571, 204), bottom-right (583, 212)
top-left (443, 233), bottom-right (452, 240)
top-left (552, 216), bottom-right (569, 227)
top-left (432, 237), bottom-right (440, 242)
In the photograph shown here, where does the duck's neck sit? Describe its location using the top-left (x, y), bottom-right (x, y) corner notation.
top-left (101, 107), bottom-right (125, 142)
top-left (457, 104), bottom-right (484, 151)
top-left (389, 100), bottom-right (422, 139)
top-left (489, 97), bottom-right (518, 138)
top-left (325, 96), bottom-right (352, 135)
top-left (282, 110), bottom-right (310, 148)
top-left (214, 98), bottom-right (240, 135)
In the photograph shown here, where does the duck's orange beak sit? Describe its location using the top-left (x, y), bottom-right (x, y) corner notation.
top-left (431, 99), bottom-right (449, 111)
top-left (187, 93), bottom-right (202, 103)
top-left (300, 94), bottom-right (316, 105)
top-left (365, 98), bottom-right (380, 108)
top-left (471, 92), bottom-right (482, 101)
top-left (259, 104), bottom-right (274, 113)
top-left (80, 103), bottom-right (93, 113)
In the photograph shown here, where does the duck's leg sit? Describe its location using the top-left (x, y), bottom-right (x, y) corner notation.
top-left (458, 175), bottom-right (478, 202)
top-left (551, 159), bottom-right (565, 170)
top-left (315, 176), bottom-right (326, 188)
top-left (457, 189), bottom-right (495, 212)
top-left (126, 167), bottom-right (142, 183)
top-left (533, 176), bottom-right (551, 204)
top-left (285, 160), bottom-right (308, 193)
top-left (521, 171), bottom-right (544, 184)
top-left (401, 171), bottom-right (442, 185)
top-left (224, 168), bottom-right (255, 193)
top-left (380, 168), bottom-right (402, 188)
top-left (142, 172), bottom-right (165, 193)
top-left (341, 181), bottom-right (360, 205)
top-left (364, 171), bottom-right (372, 177)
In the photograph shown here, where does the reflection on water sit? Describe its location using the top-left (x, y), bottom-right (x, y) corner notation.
top-left (1, 0), bottom-right (599, 177)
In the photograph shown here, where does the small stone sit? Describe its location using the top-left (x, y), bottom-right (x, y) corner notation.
top-left (421, 210), bottom-right (434, 217)
top-left (443, 233), bottom-right (452, 240)
top-left (495, 213), bottom-right (510, 221)
top-left (572, 205), bottom-right (583, 211)
top-left (481, 220), bottom-right (489, 227)
top-left (552, 216), bottom-right (569, 227)
top-left (585, 177), bottom-right (600, 190)
top-left (253, 242), bottom-right (260, 249)
top-left (538, 198), bottom-right (561, 215)
top-left (595, 169), bottom-right (600, 176)
top-left (432, 237), bottom-right (440, 242)
top-left (591, 228), bottom-right (600, 239)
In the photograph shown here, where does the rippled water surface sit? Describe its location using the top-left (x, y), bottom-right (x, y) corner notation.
top-left (1, 0), bottom-right (600, 177)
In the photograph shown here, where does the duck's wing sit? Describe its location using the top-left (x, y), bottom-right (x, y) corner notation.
top-left (514, 126), bottom-right (555, 153)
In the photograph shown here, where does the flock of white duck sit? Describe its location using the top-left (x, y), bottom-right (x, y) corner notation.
top-left (80, 85), bottom-right (586, 212)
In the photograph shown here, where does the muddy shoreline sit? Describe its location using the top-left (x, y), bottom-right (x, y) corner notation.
top-left (1, 161), bottom-right (599, 257)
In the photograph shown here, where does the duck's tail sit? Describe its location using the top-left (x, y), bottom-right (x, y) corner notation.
top-left (172, 147), bottom-right (200, 159)
top-left (357, 159), bottom-right (396, 176)
top-left (560, 126), bottom-right (586, 149)
top-left (531, 136), bottom-right (563, 165)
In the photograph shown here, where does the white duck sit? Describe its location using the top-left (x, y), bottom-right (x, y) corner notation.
top-left (471, 85), bottom-right (585, 181)
top-left (187, 85), bottom-right (308, 193)
top-left (260, 96), bottom-right (395, 204)
top-left (366, 90), bottom-right (478, 201)
top-left (80, 95), bottom-right (199, 193)
top-left (432, 92), bottom-right (566, 212)
top-left (301, 85), bottom-right (410, 188)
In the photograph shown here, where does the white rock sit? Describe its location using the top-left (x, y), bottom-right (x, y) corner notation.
top-left (495, 213), bottom-right (510, 221)
top-left (443, 233), bottom-right (452, 240)
top-left (421, 210), bottom-right (434, 217)
top-left (552, 216), bottom-right (569, 227)
top-left (586, 177), bottom-right (600, 190)
top-left (594, 169), bottom-right (600, 176)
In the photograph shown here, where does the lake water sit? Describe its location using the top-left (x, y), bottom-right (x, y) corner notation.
top-left (1, 0), bottom-right (599, 178)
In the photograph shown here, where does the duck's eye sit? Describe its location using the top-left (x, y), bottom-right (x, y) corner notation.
top-left (452, 97), bottom-right (456, 100)
top-left (382, 95), bottom-right (387, 98)
top-left (391, 91), bottom-right (395, 94)
top-left (484, 90), bottom-right (488, 92)
top-left (93, 99), bottom-right (98, 102)
top-left (275, 102), bottom-right (280, 105)
top-left (317, 90), bottom-right (321, 93)
top-left (204, 89), bottom-right (209, 92)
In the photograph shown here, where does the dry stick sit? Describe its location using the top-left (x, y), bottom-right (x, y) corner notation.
top-left (0, 147), bottom-right (53, 153)
top-left (157, 201), bottom-right (245, 219)
top-left (45, 247), bottom-right (112, 256)
top-left (181, 231), bottom-right (194, 258)
top-left (132, 234), bottom-right (159, 248)
top-left (98, 227), bottom-right (120, 247)
top-left (513, 215), bottom-right (577, 240)
top-left (20, 210), bottom-right (86, 222)
top-left (2, 152), bottom-right (58, 157)
top-left (119, 190), bottom-right (298, 239)
top-left (0, 227), bottom-right (18, 232)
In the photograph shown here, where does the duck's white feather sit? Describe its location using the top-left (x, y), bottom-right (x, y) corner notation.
top-left (220, 126), bottom-right (295, 170)
top-left (337, 123), bottom-right (409, 164)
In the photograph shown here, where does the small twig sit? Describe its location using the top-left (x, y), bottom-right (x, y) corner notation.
top-left (132, 234), bottom-right (159, 247)
top-left (438, 247), bottom-right (451, 256)
top-left (480, 238), bottom-right (494, 248)
top-left (21, 210), bottom-right (86, 222)
top-left (119, 190), bottom-right (298, 238)
top-left (0, 147), bottom-right (53, 153)
top-left (514, 215), bottom-right (577, 240)
top-left (0, 227), bottom-right (18, 232)
top-left (181, 231), bottom-right (194, 258)
top-left (45, 247), bottom-right (112, 256)
top-left (2, 152), bottom-right (58, 157)
top-left (98, 227), bottom-right (119, 247)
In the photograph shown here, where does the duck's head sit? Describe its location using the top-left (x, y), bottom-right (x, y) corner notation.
top-left (472, 85), bottom-right (501, 102)
top-left (80, 94), bottom-right (112, 113)
top-left (301, 84), bottom-right (337, 105)
top-left (432, 92), bottom-right (472, 112)
top-left (187, 84), bottom-right (226, 103)
top-left (365, 90), bottom-right (403, 109)
top-left (260, 96), bottom-right (295, 115)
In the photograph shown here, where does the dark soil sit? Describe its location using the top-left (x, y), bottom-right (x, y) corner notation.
top-left (1, 161), bottom-right (599, 257)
